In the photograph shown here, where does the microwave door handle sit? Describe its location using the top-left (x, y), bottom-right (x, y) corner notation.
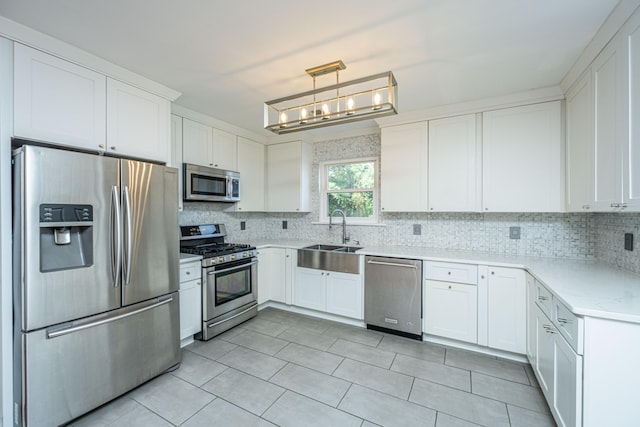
top-left (226, 176), bottom-right (231, 199)
top-left (110, 186), bottom-right (122, 287)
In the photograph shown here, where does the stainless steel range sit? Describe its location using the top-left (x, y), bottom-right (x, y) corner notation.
top-left (179, 224), bottom-right (257, 340)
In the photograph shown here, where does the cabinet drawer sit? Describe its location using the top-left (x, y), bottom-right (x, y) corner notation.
top-left (180, 278), bottom-right (201, 291)
top-left (180, 262), bottom-right (201, 283)
top-left (424, 261), bottom-right (478, 285)
top-left (554, 299), bottom-right (584, 354)
top-left (535, 281), bottom-right (553, 317)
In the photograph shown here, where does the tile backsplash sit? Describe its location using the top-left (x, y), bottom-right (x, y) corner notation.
top-left (180, 132), bottom-right (640, 275)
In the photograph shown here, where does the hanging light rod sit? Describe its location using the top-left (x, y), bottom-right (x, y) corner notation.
top-left (264, 60), bottom-right (398, 134)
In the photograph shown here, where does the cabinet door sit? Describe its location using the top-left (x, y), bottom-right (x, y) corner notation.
top-left (380, 122), bottom-right (428, 211)
top-left (525, 274), bottom-right (537, 364)
top-left (566, 71), bottom-right (595, 212)
top-left (266, 141), bottom-right (311, 212)
top-left (106, 78), bottom-right (170, 163)
top-left (257, 249), bottom-right (270, 304)
top-left (212, 128), bottom-right (237, 170)
top-left (624, 15), bottom-right (640, 210)
top-left (237, 137), bottom-right (265, 212)
top-left (425, 280), bottom-right (477, 343)
top-left (592, 40), bottom-right (623, 210)
top-left (268, 248), bottom-right (287, 303)
top-left (326, 272), bottom-right (362, 319)
top-left (182, 119), bottom-right (213, 167)
top-left (535, 306), bottom-right (554, 399)
top-left (428, 114), bottom-right (480, 212)
top-left (14, 43), bottom-right (106, 151)
top-left (170, 115), bottom-right (184, 211)
top-left (486, 267), bottom-right (526, 354)
top-left (294, 268), bottom-right (326, 311)
top-left (554, 331), bottom-right (583, 427)
top-left (179, 279), bottom-right (202, 341)
top-left (482, 101), bottom-right (563, 212)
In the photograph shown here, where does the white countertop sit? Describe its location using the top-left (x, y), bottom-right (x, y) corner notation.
top-left (254, 241), bottom-right (640, 324)
top-left (179, 253), bottom-right (202, 264)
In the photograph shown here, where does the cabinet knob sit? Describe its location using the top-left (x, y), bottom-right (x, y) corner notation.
top-left (214, 164), bottom-right (219, 167)
top-left (491, 271), bottom-right (495, 275)
top-left (447, 271), bottom-right (451, 275)
top-left (110, 146), bottom-right (116, 150)
top-left (448, 285), bottom-right (452, 289)
top-left (321, 272), bottom-right (325, 275)
top-left (209, 163), bottom-right (213, 166)
top-left (98, 144), bottom-right (105, 149)
top-left (485, 208), bottom-right (489, 211)
top-left (582, 205), bottom-right (590, 210)
top-left (327, 272), bottom-right (330, 276)
top-left (238, 207), bottom-right (242, 210)
top-left (186, 271), bottom-right (190, 275)
top-left (481, 275), bottom-right (485, 279)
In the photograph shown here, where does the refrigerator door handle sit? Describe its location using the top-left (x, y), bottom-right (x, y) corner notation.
top-left (122, 185), bottom-right (133, 285)
top-left (46, 296), bottom-right (174, 339)
top-left (111, 186), bottom-right (122, 287)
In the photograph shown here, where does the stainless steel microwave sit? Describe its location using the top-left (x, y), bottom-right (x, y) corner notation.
top-left (183, 163), bottom-right (240, 202)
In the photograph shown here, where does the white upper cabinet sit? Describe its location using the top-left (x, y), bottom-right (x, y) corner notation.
top-left (14, 43), bottom-right (106, 151)
top-left (592, 39), bottom-right (623, 211)
top-left (623, 12), bottom-right (640, 210)
top-left (212, 128), bottom-right (237, 171)
top-left (482, 101), bottom-right (563, 212)
top-left (565, 71), bottom-right (594, 212)
top-left (428, 114), bottom-right (480, 212)
top-left (182, 118), bottom-right (213, 167)
top-left (182, 118), bottom-right (237, 170)
top-left (236, 136), bottom-right (265, 212)
top-left (380, 122), bottom-right (428, 212)
top-left (266, 140), bottom-right (311, 212)
top-left (106, 78), bottom-right (170, 163)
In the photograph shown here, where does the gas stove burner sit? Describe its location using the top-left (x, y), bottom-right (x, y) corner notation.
top-left (181, 242), bottom-right (254, 257)
top-left (179, 224), bottom-right (256, 267)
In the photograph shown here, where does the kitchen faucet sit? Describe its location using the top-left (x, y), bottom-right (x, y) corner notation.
top-left (329, 209), bottom-right (350, 244)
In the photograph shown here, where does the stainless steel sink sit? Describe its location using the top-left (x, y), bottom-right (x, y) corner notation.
top-left (298, 244), bottom-right (363, 274)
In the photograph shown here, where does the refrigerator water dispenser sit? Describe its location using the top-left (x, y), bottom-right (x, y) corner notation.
top-left (39, 204), bottom-right (94, 272)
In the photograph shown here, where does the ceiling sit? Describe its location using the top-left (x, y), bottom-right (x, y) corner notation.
top-left (0, 0), bottom-right (620, 138)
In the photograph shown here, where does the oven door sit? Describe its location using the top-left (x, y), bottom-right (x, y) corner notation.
top-left (203, 257), bottom-right (257, 321)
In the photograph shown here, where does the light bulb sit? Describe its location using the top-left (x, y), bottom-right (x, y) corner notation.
top-left (300, 107), bottom-right (308, 124)
top-left (373, 92), bottom-right (382, 110)
top-left (279, 112), bottom-right (288, 128)
top-left (347, 97), bottom-right (355, 115)
top-left (321, 103), bottom-right (330, 119)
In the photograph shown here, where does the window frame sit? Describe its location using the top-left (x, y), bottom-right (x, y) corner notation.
top-left (318, 157), bottom-right (379, 224)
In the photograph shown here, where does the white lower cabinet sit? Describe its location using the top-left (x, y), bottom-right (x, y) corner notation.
top-left (179, 260), bottom-right (202, 347)
top-left (295, 267), bottom-right (363, 319)
top-left (534, 304), bottom-right (582, 427)
top-left (424, 280), bottom-right (477, 343)
top-left (485, 266), bottom-right (526, 354)
top-left (257, 247), bottom-right (292, 305)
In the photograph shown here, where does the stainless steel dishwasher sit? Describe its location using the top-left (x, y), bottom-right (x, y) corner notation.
top-left (364, 256), bottom-right (423, 339)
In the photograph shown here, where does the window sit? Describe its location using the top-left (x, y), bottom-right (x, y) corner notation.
top-left (319, 158), bottom-right (378, 223)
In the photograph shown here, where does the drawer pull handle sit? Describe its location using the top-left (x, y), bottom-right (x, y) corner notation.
top-left (543, 324), bottom-right (557, 334)
top-left (538, 296), bottom-right (549, 301)
top-left (557, 317), bottom-right (571, 324)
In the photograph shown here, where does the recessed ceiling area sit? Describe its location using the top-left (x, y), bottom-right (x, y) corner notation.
top-left (0, 0), bottom-right (620, 136)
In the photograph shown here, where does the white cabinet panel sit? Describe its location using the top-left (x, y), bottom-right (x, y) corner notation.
top-left (237, 137), bottom-right (265, 212)
top-left (623, 15), bottom-right (640, 210)
top-left (182, 118), bottom-right (213, 167)
top-left (482, 101), bottom-right (563, 212)
top-left (428, 114), bottom-right (480, 212)
top-left (486, 267), bottom-right (526, 354)
top-left (525, 274), bottom-right (537, 364)
top-left (179, 279), bottom-right (201, 343)
top-left (380, 122), bottom-right (428, 212)
top-left (565, 71), bottom-right (594, 212)
top-left (294, 268), bottom-right (326, 311)
top-left (14, 43), bottom-right (106, 151)
top-left (212, 128), bottom-right (237, 170)
top-left (326, 272), bottom-right (363, 319)
top-left (106, 78), bottom-right (170, 163)
top-left (170, 115), bottom-right (184, 211)
top-left (424, 280), bottom-right (477, 343)
top-left (592, 41), bottom-right (623, 210)
top-left (266, 141), bottom-right (311, 212)
top-left (257, 249), bottom-right (270, 305)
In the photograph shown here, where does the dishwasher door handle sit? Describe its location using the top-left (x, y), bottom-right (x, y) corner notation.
top-left (366, 259), bottom-right (418, 269)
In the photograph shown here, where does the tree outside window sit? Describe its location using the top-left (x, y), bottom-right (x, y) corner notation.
top-left (320, 158), bottom-right (378, 223)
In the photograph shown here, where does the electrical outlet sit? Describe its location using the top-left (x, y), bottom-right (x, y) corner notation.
top-left (282, 220), bottom-right (288, 230)
top-left (625, 233), bottom-right (633, 251)
top-left (413, 224), bottom-right (421, 235)
top-left (240, 221), bottom-right (246, 231)
top-left (509, 226), bottom-right (521, 240)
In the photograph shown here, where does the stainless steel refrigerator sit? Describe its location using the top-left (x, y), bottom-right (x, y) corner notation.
top-left (12, 144), bottom-right (180, 427)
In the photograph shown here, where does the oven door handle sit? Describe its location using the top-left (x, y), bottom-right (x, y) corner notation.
top-left (207, 260), bottom-right (258, 275)
top-left (208, 303), bottom-right (258, 328)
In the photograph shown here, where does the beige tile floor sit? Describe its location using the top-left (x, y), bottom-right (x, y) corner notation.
top-left (70, 308), bottom-right (556, 426)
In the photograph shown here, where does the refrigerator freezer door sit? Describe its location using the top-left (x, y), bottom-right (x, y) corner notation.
top-left (121, 160), bottom-right (179, 305)
top-left (15, 145), bottom-right (121, 331)
top-left (17, 294), bottom-right (180, 427)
